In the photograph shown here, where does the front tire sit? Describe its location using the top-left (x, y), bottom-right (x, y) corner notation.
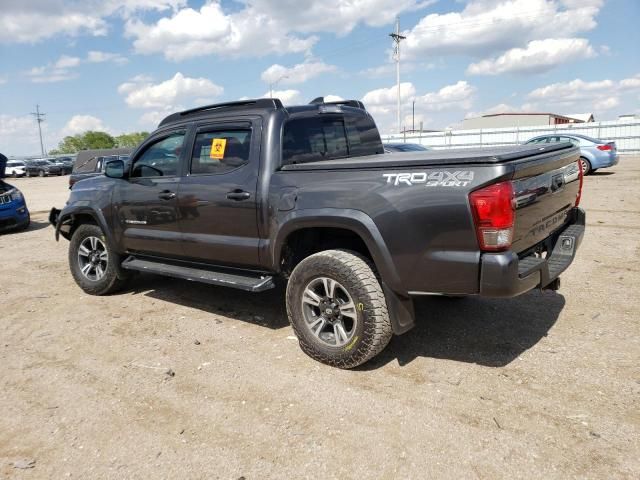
top-left (580, 157), bottom-right (592, 175)
top-left (286, 249), bottom-right (393, 369)
top-left (69, 224), bottom-right (129, 295)
top-left (38, 170), bottom-right (45, 177)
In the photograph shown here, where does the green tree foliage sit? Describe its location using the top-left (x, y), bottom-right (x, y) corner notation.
top-left (50, 130), bottom-right (149, 154)
top-left (115, 132), bottom-right (149, 148)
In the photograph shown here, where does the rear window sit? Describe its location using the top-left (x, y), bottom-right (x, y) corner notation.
top-left (282, 114), bottom-right (383, 166)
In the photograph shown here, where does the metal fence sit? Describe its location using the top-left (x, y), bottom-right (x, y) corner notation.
top-left (381, 119), bottom-right (640, 154)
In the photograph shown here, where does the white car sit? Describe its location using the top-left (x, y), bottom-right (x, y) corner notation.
top-left (6, 160), bottom-right (27, 178)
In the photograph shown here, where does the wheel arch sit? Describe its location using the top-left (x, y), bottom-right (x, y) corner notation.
top-left (273, 209), bottom-right (415, 334)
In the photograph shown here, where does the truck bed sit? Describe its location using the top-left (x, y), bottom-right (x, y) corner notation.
top-left (281, 142), bottom-right (575, 170)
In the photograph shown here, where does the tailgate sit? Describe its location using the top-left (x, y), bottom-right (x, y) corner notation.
top-left (511, 147), bottom-right (581, 253)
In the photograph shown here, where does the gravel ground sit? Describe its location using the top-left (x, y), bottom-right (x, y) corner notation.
top-left (1, 160), bottom-right (639, 479)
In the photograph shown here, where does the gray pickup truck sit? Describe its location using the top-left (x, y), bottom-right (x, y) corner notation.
top-left (51, 98), bottom-right (585, 368)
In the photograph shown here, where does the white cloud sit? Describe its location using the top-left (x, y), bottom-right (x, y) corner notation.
top-left (467, 38), bottom-right (596, 75)
top-left (125, 0), bottom-right (434, 60)
top-left (61, 115), bottom-right (111, 136)
top-left (26, 55), bottom-right (81, 83)
top-left (262, 90), bottom-right (303, 105)
top-left (362, 82), bottom-right (417, 115)
top-left (261, 61), bottom-right (336, 85)
top-left (526, 73), bottom-right (640, 113)
top-left (323, 95), bottom-right (345, 102)
top-left (0, 114), bottom-right (49, 156)
top-left (87, 51), bottom-right (129, 65)
top-left (125, 2), bottom-right (316, 61)
top-left (118, 72), bottom-right (224, 109)
top-left (403, 0), bottom-right (602, 59)
top-left (0, 75), bottom-right (7, 85)
top-left (363, 80), bottom-right (475, 133)
top-left (0, 0), bottom-right (185, 44)
top-left (419, 81), bottom-right (476, 111)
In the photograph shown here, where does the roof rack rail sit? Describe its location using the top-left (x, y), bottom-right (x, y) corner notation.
top-left (309, 97), bottom-right (366, 110)
top-left (159, 98), bottom-right (284, 126)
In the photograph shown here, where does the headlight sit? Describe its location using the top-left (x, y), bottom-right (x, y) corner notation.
top-left (9, 189), bottom-right (23, 202)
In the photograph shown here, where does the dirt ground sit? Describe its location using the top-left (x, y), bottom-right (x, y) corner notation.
top-left (1, 160), bottom-right (639, 479)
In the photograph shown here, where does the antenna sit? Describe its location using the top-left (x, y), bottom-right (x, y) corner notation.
top-left (30, 104), bottom-right (46, 157)
top-left (389, 17), bottom-right (406, 135)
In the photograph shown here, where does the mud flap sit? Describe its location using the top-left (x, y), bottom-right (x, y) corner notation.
top-left (382, 283), bottom-right (415, 335)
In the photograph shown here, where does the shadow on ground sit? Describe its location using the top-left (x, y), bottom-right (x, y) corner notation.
top-left (2, 219), bottom-right (50, 235)
top-left (590, 171), bottom-right (615, 176)
top-left (131, 274), bottom-right (289, 330)
top-left (125, 274), bottom-right (565, 369)
top-left (361, 291), bottom-right (565, 369)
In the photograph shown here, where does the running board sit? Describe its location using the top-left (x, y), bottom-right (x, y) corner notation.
top-left (121, 257), bottom-right (275, 292)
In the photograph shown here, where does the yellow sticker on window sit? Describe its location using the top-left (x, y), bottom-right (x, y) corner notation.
top-left (210, 138), bottom-right (227, 159)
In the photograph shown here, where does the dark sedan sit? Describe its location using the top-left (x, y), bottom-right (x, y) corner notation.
top-left (25, 159), bottom-right (61, 177)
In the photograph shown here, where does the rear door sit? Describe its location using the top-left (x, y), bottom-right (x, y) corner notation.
top-left (178, 120), bottom-right (261, 267)
top-left (112, 130), bottom-right (187, 258)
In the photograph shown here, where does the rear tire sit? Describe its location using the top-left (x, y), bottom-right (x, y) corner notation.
top-left (286, 249), bottom-right (393, 369)
top-left (580, 157), bottom-right (592, 175)
top-left (69, 224), bottom-right (129, 295)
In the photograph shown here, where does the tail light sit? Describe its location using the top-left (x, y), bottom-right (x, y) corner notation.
top-left (469, 181), bottom-right (515, 252)
top-left (576, 160), bottom-right (584, 206)
top-left (596, 144), bottom-right (612, 151)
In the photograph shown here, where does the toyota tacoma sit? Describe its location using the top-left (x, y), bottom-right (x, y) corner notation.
top-left (50, 98), bottom-right (585, 368)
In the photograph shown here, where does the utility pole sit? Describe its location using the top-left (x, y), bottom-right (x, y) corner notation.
top-left (31, 104), bottom-right (46, 157)
top-left (269, 75), bottom-right (289, 99)
top-left (389, 17), bottom-right (406, 134)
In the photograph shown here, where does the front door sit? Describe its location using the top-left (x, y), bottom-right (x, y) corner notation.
top-left (178, 121), bottom-right (261, 267)
top-left (113, 130), bottom-right (187, 258)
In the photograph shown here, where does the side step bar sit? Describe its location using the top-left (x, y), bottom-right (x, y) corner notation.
top-left (121, 257), bottom-right (275, 293)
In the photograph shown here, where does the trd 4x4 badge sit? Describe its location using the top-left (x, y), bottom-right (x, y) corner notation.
top-left (383, 171), bottom-right (475, 187)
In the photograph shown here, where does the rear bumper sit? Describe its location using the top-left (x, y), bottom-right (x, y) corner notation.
top-left (479, 207), bottom-right (585, 297)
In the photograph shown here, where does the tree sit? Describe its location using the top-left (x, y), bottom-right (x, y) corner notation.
top-left (51, 130), bottom-right (117, 154)
top-left (115, 132), bottom-right (149, 148)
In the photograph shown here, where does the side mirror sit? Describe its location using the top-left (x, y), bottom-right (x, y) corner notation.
top-left (105, 159), bottom-right (127, 179)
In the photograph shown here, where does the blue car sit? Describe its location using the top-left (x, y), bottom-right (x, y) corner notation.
top-left (525, 134), bottom-right (619, 175)
top-left (0, 155), bottom-right (30, 233)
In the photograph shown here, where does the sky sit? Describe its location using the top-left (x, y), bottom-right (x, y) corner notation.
top-left (0, 0), bottom-right (639, 156)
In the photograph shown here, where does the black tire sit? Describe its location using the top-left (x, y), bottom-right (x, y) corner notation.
top-left (286, 249), bottom-right (392, 369)
top-left (38, 169), bottom-right (45, 177)
top-left (69, 224), bottom-right (129, 295)
top-left (26, 170), bottom-right (31, 178)
top-left (20, 214), bottom-right (30, 231)
top-left (580, 157), bottom-right (592, 175)
top-left (12, 171), bottom-right (17, 178)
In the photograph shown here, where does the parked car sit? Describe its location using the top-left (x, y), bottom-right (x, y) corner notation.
top-left (525, 134), bottom-right (619, 174)
top-left (46, 158), bottom-right (72, 175)
top-left (69, 149), bottom-right (132, 188)
top-left (384, 143), bottom-right (431, 153)
top-left (5, 160), bottom-right (27, 177)
top-left (25, 159), bottom-right (61, 177)
top-left (0, 157), bottom-right (30, 232)
top-left (51, 97), bottom-right (585, 369)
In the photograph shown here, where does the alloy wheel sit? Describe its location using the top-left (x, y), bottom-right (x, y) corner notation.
top-left (77, 236), bottom-right (108, 281)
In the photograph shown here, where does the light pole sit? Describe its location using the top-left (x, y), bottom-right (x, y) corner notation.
top-left (412, 99), bottom-right (416, 132)
top-left (269, 75), bottom-right (289, 99)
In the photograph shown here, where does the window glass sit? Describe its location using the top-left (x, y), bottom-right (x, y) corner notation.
top-left (559, 136), bottom-right (580, 146)
top-left (131, 132), bottom-right (185, 178)
top-left (190, 130), bottom-right (251, 174)
top-left (282, 117), bottom-right (349, 165)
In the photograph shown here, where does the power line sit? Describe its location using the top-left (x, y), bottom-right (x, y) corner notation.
top-left (30, 104), bottom-right (46, 157)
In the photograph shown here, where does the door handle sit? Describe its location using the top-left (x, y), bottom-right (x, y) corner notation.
top-left (226, 190), bottom-right (251, 201)
top-left (158, 190), bottom-right (176, 200)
